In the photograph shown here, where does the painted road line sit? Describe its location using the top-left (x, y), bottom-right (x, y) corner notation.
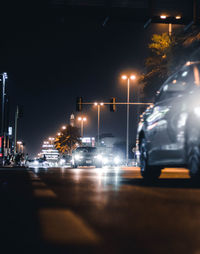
top-left (32, 181), bottom-right (47, 187)
top-left (33, 189), bottom-right (57, 198)
top-left (29, 171), bottom-right (41, 181)
top-left (39, 209), bottom-right (100, 245)
top-left (28, 171), bottom-right (57, 198)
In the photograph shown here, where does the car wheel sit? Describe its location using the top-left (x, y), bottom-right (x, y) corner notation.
top-left (95, 163), bottom-right (102, 168)
top-left (140, 138), bottom-right (161, 181)
top-left (187, 139), bottom-right (200, 180)
top-left (72, 163), bottom-right (78, 168)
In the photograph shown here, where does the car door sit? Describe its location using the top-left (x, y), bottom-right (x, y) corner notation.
top-left (146, 66), bottom-right (193, 166)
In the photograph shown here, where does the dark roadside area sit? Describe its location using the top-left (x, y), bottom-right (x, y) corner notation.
top-left (0, 168), bottom-right (97, 254)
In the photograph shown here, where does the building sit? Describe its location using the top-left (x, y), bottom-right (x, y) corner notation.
top-left (41, 141), bottom-right (59, 164)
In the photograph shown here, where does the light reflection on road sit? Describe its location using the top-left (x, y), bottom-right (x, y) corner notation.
top-left (70, 166), bottom-right (121, 190)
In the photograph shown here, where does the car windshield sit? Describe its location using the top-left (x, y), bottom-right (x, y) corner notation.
top-left (76, 147), bottom-right (97, 153)
top-left (156, 65), bottom-right (199, 102)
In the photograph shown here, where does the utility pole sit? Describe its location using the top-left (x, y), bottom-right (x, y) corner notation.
top-left (14, 106), bottom-right (19, 154)
top-left (0, 72), bottom-right (8, 165)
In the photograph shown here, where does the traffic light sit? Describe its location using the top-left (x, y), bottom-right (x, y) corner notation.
top-left (110, 97), bottom-right (116, 112)
top-left (76, 97), bottom-right (83, 112)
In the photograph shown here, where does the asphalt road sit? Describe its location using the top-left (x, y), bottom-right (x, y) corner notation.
top-left (1, 166), bottom-right (200, 254)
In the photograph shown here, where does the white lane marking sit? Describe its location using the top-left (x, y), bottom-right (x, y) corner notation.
top-left (32, 181), bottom-right (47, 187)
top-left (29, 171), bottom-right (57, 198)
top-left (39, 209), bottom-right (100, 245)
top-left (29, 171), bottom-right (41, 181)
top-left (33, 189), bottom-right (57, 198)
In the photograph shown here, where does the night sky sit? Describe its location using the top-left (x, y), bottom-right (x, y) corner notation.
top-left (0, 2), bottom-right (184, 156)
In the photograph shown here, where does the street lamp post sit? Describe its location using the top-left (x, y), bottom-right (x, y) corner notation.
top-left (121, 74), bottom-right (136, 166)
top-left (0, 72), bottom-right (8, 163)
top-left (94, 102), bottom-right (104, 146)
top-left (78, 117), bottom-right (87, 137)
top-left (160, 15), bottom-right (182, 36)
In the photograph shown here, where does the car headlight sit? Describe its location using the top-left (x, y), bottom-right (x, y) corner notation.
top-left (60, 159), bottom-right (65, 165)
top-left (95, 154), bottom-right (102, 160)
top-left (34, 160), bottom-right (39, 166)
top-left (75, 154), bottom-right (82, 160)
top-left (103, 157), bottom-right (108, 164)
top-left (114, 156), bottom-right (120, 164)
top-left (194, 106), bottom-right (200, 117)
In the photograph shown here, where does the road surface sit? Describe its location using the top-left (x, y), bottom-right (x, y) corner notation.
top-left (0, 166), bottom-right (200, 254)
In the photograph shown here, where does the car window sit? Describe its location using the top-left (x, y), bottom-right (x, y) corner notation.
top-left (76, 147), bottom-right (97, 153)
top-left (156, 66), bottom-right (194, 102)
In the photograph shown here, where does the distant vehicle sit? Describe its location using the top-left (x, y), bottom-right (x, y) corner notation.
top-left (100, 148), bottom-right (123, 167)
top-left (71, 147), bottom-right (102, 168)
top-left (27, 158), bottom-right (49, 168)
top-left (58, 155), bottom-right (72, 166)
top-left (137, 61), bottom-right (200, 181)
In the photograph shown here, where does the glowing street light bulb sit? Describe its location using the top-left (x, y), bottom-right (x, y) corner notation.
top-left (160, 15), bottom-right (167, 19)
top-left (57, 132), bottom-right (61, 136)
top-left (130, 75), bottom-right (136, 80)
top-left (176, 15), bottom-right (181, 19)
top-left (94, 102), bottom-right (98, 106)
top-left (121, 73), bottom-right (137, 165)
top-left (121, 75), bottom-right (127, 80)
top-left (78, 116), bottom-right (87, 137)
top-left (62, 126), bottom-right (66, 130)
top-left (100, 102), bottom-right (104, 106)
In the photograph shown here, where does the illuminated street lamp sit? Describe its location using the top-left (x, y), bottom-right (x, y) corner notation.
top-left (121, 74), bottom-right (136, 165)
top-left (62, 126), bottom-right (66, 130)
top-left (94, 102), bottom-right (104, 146)
top-left (0, 72), bottom-right (8, 161)
top-left (160, 15), bottom-right (167, 19)
top-left (78, 116), bottom-right (87, 137)
top-left (159, 14), bottom-right (182, 36)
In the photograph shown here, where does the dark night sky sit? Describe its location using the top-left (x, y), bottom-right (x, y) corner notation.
top-left (0, 2), bottom-right (186, 156)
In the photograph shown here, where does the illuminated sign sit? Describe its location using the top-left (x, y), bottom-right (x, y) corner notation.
top-left (0, 137), bottom-right (2, 157)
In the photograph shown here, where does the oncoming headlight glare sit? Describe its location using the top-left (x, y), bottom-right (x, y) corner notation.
top-left (194, 107), bottom-right (200, 117)
top-left (114, 156), bottom-right (120, 164)
top-left (75, 154), bottom-right (81, 160)
top-left (96, 154), bottom-right (102, 160)
top-left (103, 157), bottom-right (108, 164)
top-left (60, 159), bottom-right (65, 164)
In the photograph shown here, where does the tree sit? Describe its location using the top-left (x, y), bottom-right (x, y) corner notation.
top-left (141, 27), bottom-right (200, 100)
top-left (140, 33), bottom-right (174, 98)
top-left (54, 125), bottom-right (82, 155)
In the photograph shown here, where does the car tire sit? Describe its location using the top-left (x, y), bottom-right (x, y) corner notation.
top-left (186, 116), bottom-right (200, 182)
top-left (72, 163), bottom-right (78, 168)
top-left (187, 139), bottom-right (200, 180)
top-left (95, 163), bottom-right (102, 168)
top-left (140, 138), bottom-right (161, 181)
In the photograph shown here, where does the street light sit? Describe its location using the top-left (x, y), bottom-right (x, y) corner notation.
top-left (94, 102), bottom-right (104, 146)
top-left (121, 74), bottom-right (136, 166)
top-left (0, 73), bottom-right (8, 162)
top-left (78, 116), bottom-right (87, 137)
top-left (159, 14), bottom-right (182, 36)
top-left (160, 15), bottom-right (167, 19)
top-left (62, 126), bottom-right (66, 130)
